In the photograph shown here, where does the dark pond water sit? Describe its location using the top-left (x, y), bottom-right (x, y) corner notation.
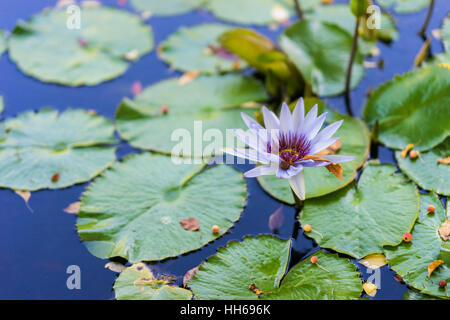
top-left (0, 0), bottom-right (448, 300)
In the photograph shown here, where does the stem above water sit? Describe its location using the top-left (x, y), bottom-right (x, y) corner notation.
top-left (344, 17), bottom-right (361, 117)
top-left (418, 0), bottom-right (435, 38)
top-left (293, 0), bottom-right (303, 20)
top-left (290, 187), bottom-right (304, 211)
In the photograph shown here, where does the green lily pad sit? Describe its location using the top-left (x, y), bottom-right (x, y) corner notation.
top-left (8, 6), bottom-right (153, 86)
top-left (77, 153), bottom-right (247, 262)
top-left (188, 235), bottom-right (362, 300)
top-left (115, 74), bottom-right (268, 157)
top-left (114, 262), bottom-right (192, 300)
top-left (257, 108), bottom-right (370, 203)
top-left (0, 30), bottom-right (6, 55)
top-left (363, 64), bottom-right (450, 151)
top-left (442, 13), bottom-right (450, 52)
top-left (377, 0), bottom-right (429, 14)
top-left (304, 4), bottom-right (398, 53)
top-left (384, 193), bottom-right (450, 299)
top-left (299, 163), bottom-right (420, 259)
top-left (130, 0), bottom-right (203, 16)
top-left (396, 138), bottom-right (450, 196)
top-left (0, 108), bottom-right (116, 191)
top-left (404, 290), bottom-right (442, 300)
top-left (158, 23), bottom-right (246, 73)
top-left (205, 0), bottom-right (294, 26)
top-left (279, 19), bottom-right (365, 97)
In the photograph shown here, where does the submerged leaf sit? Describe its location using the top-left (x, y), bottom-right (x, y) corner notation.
top-left (268, 206), bottom-right (284, 231)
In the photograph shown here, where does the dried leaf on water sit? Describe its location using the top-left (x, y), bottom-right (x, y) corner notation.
top-left (105, 261), bottom-right (126, 273)
top-left (359, 253), bottom-right (387, 269)
top-left (180, 217), bottom-right (200, 231)
top-left (439, 218), bottom-right (450, 241)
top-left (427, 260), bottom-right (444, 277)
top-left (363, 281), bottom-right (377, 297)
top-left (63, 201), bottom-right (81, 214)
top-left (183, 266), bottom-right (200, 287)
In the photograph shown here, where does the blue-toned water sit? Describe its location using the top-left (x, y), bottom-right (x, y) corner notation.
top-left (0, 0), bottom-right (448, 299)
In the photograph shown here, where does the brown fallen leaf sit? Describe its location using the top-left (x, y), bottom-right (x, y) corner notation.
top-left (183, 266), bottom-right (200, 287)
top-left (317, 139), bottom-right (342, 155)
top-left (15, 190), bottom-right (33, 213)
top-left (178, 71), bottom-right (200, 85)
top-left (401, 144), bottom-right (414, 158)
top-left (180, 217), bottom-right (200, 231)
top-left (268, 206), bottom-right (284, 231)
top-left (428, 260), bottom-right (444, 277)
top-left (51, 173), bottom-right (60, 183)
top-left (439, 218), bottom-right (450, 241)
top-left (359, 253), bottom-right (387, 269)
top-left (105, 261), bottom-right (126, 273)
top-left (64, 201), bottom-right (81, 215)
top-left (326, 163), bottom-right (343, 180)
top-left (248, 283), bottom-right (264, 295)
top-left (363, 282), bottom-right (377, 297)
top-left (394, 274), bottom-right (405, 284)
top-left (437, 157), bottom-right (450, 165)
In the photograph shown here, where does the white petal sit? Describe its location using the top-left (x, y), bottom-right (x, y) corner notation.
top-left (309, 137), bottom-right (340, 155)
top-left (306, 112), bottom-right (327, 140)
top-left (262, 106), bottom-right (280, 130)
top-left (300, 104), bottom-right (318, 136)
top-left (233, 128), bottom-right (265, 151)
top-left (244, 165), bottom-right (277, 178)
top-left (313, 120), bottom-right (343, 142)
top-left (279, 102), bottom-right (293, 132)
top-left (292, 97), bottom-right (305, 131)
top-left (241, 112), bottom-right (263, 132)
top-left (319, 155), bottom-right (355, 163)
top-left (289, 171), bottom-right (306, 200)
top-left (276, 167), bottom-right (290, 179)
top-left (222, 148), bottom-right (280, 164)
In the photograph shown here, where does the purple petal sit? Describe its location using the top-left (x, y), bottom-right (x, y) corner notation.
top-left (240, 112), bottom-right (263, 132)
top-left (262, 106), bottom-right (280, 130)
top-left (319, 155), bottom-right (355, 163)
top-left (244, 165), bottom-right (277, 178)
top-left (305, 112), bottom-right (327, 140)
top-left (314, 120), bottom-right (343, 142)
top-left (289, 171), bottom-right (306, 200)
top-left (309, 137), bottom-right (340, 155)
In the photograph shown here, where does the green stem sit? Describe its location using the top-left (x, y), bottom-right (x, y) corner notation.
top-left (293, 0), bottom-right (303, 20)
top-left (290, 187), bottom-right (304, 211)
top-left (418, 0), bottom-right (435, 38)
top-left (344, 17), bottom-right (361, 117)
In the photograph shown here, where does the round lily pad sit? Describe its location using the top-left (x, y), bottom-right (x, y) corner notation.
top-left (0, 30), bottom-right (6, 55)
top-left (76, 153), bottom-right (247, 262)
top-left (114, 262), bottom-right (192, 300)
top-left (188, 235), bottom-right (362, 300)
top-left (299, 162), bottom-right (420, 259)
top-left (442, 13), bottom-right (450, 52)
top-left (396, 138), bottom-right (450, 196)
top-left (384, 193), bottom-right (450, 299)
top-left (115, 74), bottom-right (268, 157)
top-left (205, 0), bottom-right (294, 26)
top-left (257, 109), bottom-right (370, 203)
top-left (0, 108), bottom-right (116, 191)
top-left (364, 64), bottom-right (450, 151)
top-left (279, 20), bottom-right (365, 97)
top-left (404, 290), bottom-right (441, 300)
top-left (377, 0), bottom-right (429, 14)
top-left (130, 0), bottom-right (203, 16)
top-left (158, 23), bottom-right (246, 73)
top-left (8, 6), bottom-right (153, 86)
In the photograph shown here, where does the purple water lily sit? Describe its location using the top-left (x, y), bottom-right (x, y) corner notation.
top-left (224, 98), bottom-right (355, 200)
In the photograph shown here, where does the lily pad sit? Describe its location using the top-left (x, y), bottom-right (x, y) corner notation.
top-left (385, 193), bottom-right (450, 299)
top-left (279, 19), bottom-right (365, 96)
top-left (8, 6), bottom-right (153, 86)
top-left (377, 0), bottom-right (429, 14)
top-left (115, 74), bottom-right (268, 157)
top-left (77, 153), bottom-right (247, 262)
top-left (158, 23), bottom-right (245, 73)
top-left (0, 30), bottom-right (6, 55)
top-left (304, 4), bottom-right (398, 52)
top-left (114, 262), bottom-right (192, 300)
top-left (364, 64), bottom-right (450, 151)
top-left (130, 0), bottom-right (203, 16)
top-left (396, 138), bottom-right (450, 196)
top-left (0, 108), bottom-right (116, 191)
top-left (404, 290), bottom-right (441, 300)
top-left (188, 235), bottom-right (362, 300)
top-left (205, 0), bottom-right (294, 26)
top-left (299, 163), bottom-right (420, 259)
top-left (257, 108), bottom-right (370, 203)
top-left (442, 13), bottom-right (450, 52)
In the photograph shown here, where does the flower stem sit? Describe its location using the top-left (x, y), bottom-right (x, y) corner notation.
top-left (290, 187), bottom-right (304, 211)
top-left (293, 0), bottom-right (303, 20)
top-left (418, 0), bottom-right (435, 38)
top-left (344, 17), bottom-right (361, 117)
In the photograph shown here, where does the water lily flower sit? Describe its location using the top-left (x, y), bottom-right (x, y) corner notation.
top-left (224, 98), bottom-right (355, 201)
